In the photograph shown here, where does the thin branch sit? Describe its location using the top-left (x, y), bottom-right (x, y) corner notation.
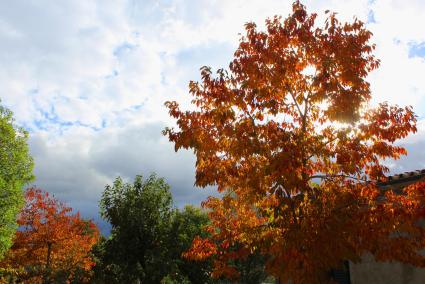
top-left (306, 136), bottom-right (339, 160)
top-left (285, 83), bottom-right (304, 118)
top-left (309, 174), bottom-right (369, 183)
top-left (331, 200), bottom-right (369, 213)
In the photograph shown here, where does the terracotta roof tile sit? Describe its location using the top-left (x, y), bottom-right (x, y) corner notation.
top-left (377, 169), bottom-right (425, 187)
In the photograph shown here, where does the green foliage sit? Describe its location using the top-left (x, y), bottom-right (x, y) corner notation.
top-left (95, 174), bottom-right (174, 283)
top-left (234, 253), bottom-right (269, 284)
top-left (0, 102), bottom-right (34, 259)
top-left (93, 174), bottom-right (269, 283)
top-left (167, 205), bottom-right (212, 283)
top-left (160, 274), bottom-right (191, 284)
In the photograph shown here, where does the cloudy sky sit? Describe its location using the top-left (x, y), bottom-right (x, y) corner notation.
top-left (1, 0), bottom-right (425, 233)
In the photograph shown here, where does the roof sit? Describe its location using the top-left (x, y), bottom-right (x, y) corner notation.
top-left (376, 169), bottom-right (425, 190)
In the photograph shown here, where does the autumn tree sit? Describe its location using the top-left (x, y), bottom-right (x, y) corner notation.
top-left (164, 2), bottom-right (425, 283)
top-left (0, 102), bottom-right (34, 259)
top-left (0, 187), bottom-right (99, 283)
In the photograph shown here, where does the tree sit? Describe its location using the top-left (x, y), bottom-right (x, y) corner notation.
top-left (94, 175), bottom-right (266, 283)
top-left (0, 102), bottom-right (34, 259)
top-left (0, 187), bottom-right (100, 283)
top-left (176, 207), bottom-right (269, 284)
top-left (167, 205), bottom-right (213, 283)
top-left (94, 174), bottom-right (174, 283)
top-left (164, 2), bottom-right (425, 283)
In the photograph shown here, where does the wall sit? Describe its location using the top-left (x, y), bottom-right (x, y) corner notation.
top-left (350, 254), bottom-right (425, 284)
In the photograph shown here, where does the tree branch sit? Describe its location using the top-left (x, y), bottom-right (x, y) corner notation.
top-left (309, 174), bottom-right (369, 183)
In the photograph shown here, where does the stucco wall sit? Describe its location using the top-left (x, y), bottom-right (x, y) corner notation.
top-left (349, 175), bottom-right (425, 283)
top-left (350, 254), bottom-right (425, 284)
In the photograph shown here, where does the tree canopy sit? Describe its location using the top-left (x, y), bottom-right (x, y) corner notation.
top-left (165, 2), bottom-right (425, 283)
top-left (0, 187), bottom-right (100, 283)
top-left (94, 174), bottom-right (269, 284)
top-left (0, 102), bottom-right (34, 259)
top-left (167, 205), bottom-right (213, 283)
top-left (95, 174), bottom-right (174, 283)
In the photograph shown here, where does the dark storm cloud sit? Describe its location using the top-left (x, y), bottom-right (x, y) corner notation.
top-left (28, 122), bottom-right (215, 234)
top-left (88, 122), bottom-right (216, 206)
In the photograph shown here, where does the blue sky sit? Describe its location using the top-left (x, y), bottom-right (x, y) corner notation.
top-left (1, 0), bottom-right (425, 233)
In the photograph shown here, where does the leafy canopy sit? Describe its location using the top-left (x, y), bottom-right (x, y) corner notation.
top-left (0, 102), bottom-right (34, 259)
top-left (96, 174), bottom-right (174, 283)
top-left (95, 174), bottom-right (268, 284)
top-left (164, 2), bottom-right (425, 283)
top-left (0, 188), bottom-right (100, 283)
top-left (167, 205), bottom-right (214, 284)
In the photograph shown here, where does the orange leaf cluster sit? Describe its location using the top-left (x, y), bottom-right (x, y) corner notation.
top-left (1, 188), bottom-right (100, 283)
top-left (164, 2), bottom-right (424, 283)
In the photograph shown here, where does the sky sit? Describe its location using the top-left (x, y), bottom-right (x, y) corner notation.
top-left (1, 0), bottom-right (425, 233)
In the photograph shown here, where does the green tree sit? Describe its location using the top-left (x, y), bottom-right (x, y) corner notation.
top-left (166, 205), bottom-right (211, 283)
top-left (0, 102), bottom-right (34, 259)
top-left (94, 174), bottom-right (174, 284)
top-left (93, 174), bottom-right (268, 283)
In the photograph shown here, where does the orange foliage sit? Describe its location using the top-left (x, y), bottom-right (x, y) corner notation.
top-left (165, 2), bottom-right (425, 283)
top-left (1, 188), bottom-right (100, 283)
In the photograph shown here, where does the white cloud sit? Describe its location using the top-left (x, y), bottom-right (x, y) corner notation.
top-left (366, 0), bottom-right (425, 113)
top-left (1, 0), bottom-right (425, 226)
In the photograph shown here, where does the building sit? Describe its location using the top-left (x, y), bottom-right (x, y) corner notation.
top-left (334, 169), bottom-right (425, 284)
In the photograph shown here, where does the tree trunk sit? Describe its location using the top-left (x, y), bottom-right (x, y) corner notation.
top-left (43, 242), bottom-right (52, 284)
